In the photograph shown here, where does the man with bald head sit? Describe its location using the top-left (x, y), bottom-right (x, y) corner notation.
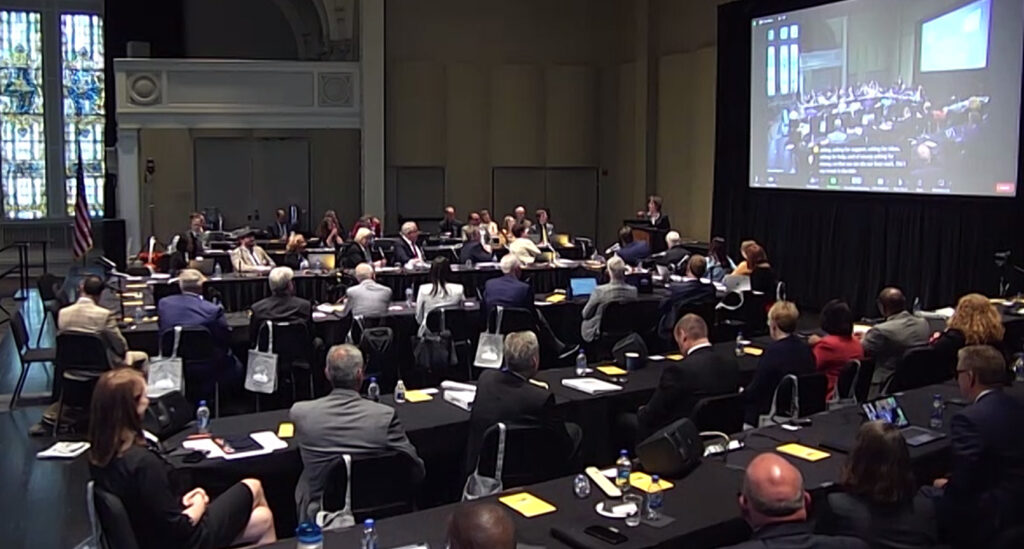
top-left (447, 503), bottom-right (516, 549)
top-left (861, 287), bottom-right (930, 389)
top-left (723, 453), bottom-right (867, 549)
top-left (344, 263), bottom-right (392, 317)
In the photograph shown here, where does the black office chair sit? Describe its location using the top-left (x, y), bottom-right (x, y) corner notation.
top-left (323, 450), bottom-right (422, 522)
top-left (160, 327), bottom-right (221, 415)
top-left (35, 273), bottom-right (64, 345)
top-left (486, 306), bottom-right (536, 335)
top-left (9, 309), bottom-right (56, 409)
top-left (883, 346), bottom-right (948, 394)
top-left (772, 372), bottom-right (828, 420)
top-left (993, 525), bottom-right (1024, 549)
top-left (350, 316), bottom-right (394, 384)
top-left (473, 422), bottom-right (573, 489)
top-left (54, 332), bottom-right (110, 434)
top-left (833, 358), bottom-right (875, 405)
top-left (425, 306), bottom-right (473, 382)
top-left (254, 321), bottom-right (316, 402)
top-left (690, 393), bottom-right (744, 435)
top-left (88, 480), bottom-right (140, 549)
top-left (594, 301), bottom-right (651, 360)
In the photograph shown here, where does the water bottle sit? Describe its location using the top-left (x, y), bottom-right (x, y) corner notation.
top-left (314, 258), bottom-right (323, 271)
top-left (735, 331), bottom-right (745, 357)
top-left (213, 262), bottom-right (222, 277)
top-left (361, 519), bottom-right (378, 549)
top-left (645, 475), bottom-right (664, 521)
top-left (405, 287), bottom-right (414, 306)
top-left (133, 306), bottom-right (145, 326)
top-left (929, 394), bottom-right (943, 430)
top-left (367, 377), bottom-right (380, 403)
top-left (615, 449), bottom-right (632, 492)
top-left (394, 379), bottom-right (407, 404)
top-left (575, 349), bottom-right (588, 377)
top-left (573, 473), bottom-right (591, 498)
top-left (295, 522), bottom-right (323, 549)
top-left (1013, 354), bottom-right (1024, 383)
top-left (196, 400), bottom-right (210, 434)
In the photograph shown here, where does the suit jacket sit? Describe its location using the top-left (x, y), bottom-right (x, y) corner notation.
top-left (290, 388), bottom-right (424, 522)
top-left (345, 279), bottom-right (392, 318)
top-left (508, 237), bottom-right (542, 265)
top-left (860, 311), bottom-right (930, 382)
top-left (393, 236), bottom-right (425, 266)
top-left (438, 218), bottom-right (464, 236)
top-left (266, 221), bottom-right (296, 239)
top-left (338, 241), bottom-right (375, 270)
top-left (939, 390), bottom-right (1024, 547)
top-left (722, 520), bottom-right (868, 549)
top-left (526, 222), bottom-right (555, 240)
top-left (482, 274), bottom-right (533, 315)
top-left (282, 251), bottom-right (306, 271)
top-left (743, 335), bottom-right (816, 426)
top-left (184, 231), bottom-right (205, 258)
top-left (616, 241), bottom-right (650, 266)
top-left (655, 245), bottom-right (689, 269)
top-left (657, 278), bottom-right (717, 338)
top-left (156, 292), bottom-right (232, 352)
top-left (466, 369), bottom-right (571, 472)
top-left (580, 281), bottom-right (638, 342)
top-left (232, 245), bottom-right (275, 272)
top-left (249, 293), bottom-right (313, 347)
top-left (459, 241), bottom-right (495, 264)
top-left (645, 214), bottom-right (671, 231)
top-left (637, 345), bottom-right (739, 437)
top-left (821, 492), bottom-right (937, 549)
top-left (58, 296), bottom-right (129, 366)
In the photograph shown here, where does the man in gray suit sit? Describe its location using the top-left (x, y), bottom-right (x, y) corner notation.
top-left (580, 256), bottom-right (638, 342)
top-left (345, 263), bottom-right (393, 317)
top-left (862, 287), bottom-right (931, 388)
top-left (290, 344), bottom-right (424, 522)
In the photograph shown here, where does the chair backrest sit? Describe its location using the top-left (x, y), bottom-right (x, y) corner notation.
top-left (600, 301), bottom-right (650, 338)
top-left (255, 321), bottom-right (311, 362)
top-left (324, 450), bottom-right (421, 521)
top-left (11, 309), bottom-right (29, 353)
top-left (886, 346), bottom-right (948, 393)
top-left (37, 273), bottom-right (61, 302)
top-left (775, 372), bottom-right (828, 418)
top-left (56, 332), bottom-right (110, 372)
top-left (486, 307), bottom-right (536, 335)
top-left (835, 358), bottom-right (874, 403)
top-left (475, 422), bottom-right (570, 488)
top-left (159, 327), bottom-right (214, 360)
top-left (690, 393), bottom-right (744, 434)
top-left (91, 482), bottom-right (141, 549)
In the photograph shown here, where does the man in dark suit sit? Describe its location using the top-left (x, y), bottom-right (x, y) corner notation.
top-left (631, 314), bottom-right (739, 442)
top-left (721, 453), bottom-right (868, 549)
top-left (393, 221), bottom-right (426, 267)
top-left (266, 208), bottom-right (295, 240)
top-left (459, 238), bottom-right (495, 264)
top-left (657, 254), bottom-right (717, 338)
top-left (615, 225), bottom-right (650, 266)
top-left (465, 331), bottom-right (580, 473)
top-left (438, 205), bottom-right (464, 236)
top-left (339, 227), bottom-right (385, 269)
top-left (185, 212), bottom-right (206, 258)
top-left (932, 345), bottom-right (1024, 548)
top-left (249, 266), bottom-right (313, 347)
top-left (655, 230), bottom-right (689, 270)
top-left (742, 300), bottom-right (815, 426)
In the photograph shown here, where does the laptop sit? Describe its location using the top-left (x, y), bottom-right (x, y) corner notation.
top-left (822, 396), bottom-right (946, 452)
top-left (307, 252), bottom-right (336, 270)
top-left (569, 277), bottom-right (598, 299)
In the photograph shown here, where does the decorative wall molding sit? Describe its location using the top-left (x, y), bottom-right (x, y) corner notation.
top-left (114, 59), bottom-right (361, 129)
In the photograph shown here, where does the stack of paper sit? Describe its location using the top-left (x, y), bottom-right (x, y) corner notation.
top-left (561, 377), bottom-right (624, 395)
top-left (37, 441), bottom-right (90, 459)
top-left (440, 380), bottom-right (476, 392)
top-left (443, 389), bottom-right (476, 411)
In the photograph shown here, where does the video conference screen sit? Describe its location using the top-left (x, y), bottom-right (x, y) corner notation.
top-left (749, 0), bottom-right (1023, 197)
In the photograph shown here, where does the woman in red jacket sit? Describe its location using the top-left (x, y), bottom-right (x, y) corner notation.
top-left (808, 299), bottom-right (864, 399)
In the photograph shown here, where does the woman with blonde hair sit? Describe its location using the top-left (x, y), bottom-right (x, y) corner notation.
top-left (283, 233), bottom-right (308, 270)
top-left (931, 292), bottom-right (1005, 372)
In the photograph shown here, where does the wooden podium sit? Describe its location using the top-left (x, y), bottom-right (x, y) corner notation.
top-left (623, 219), bottom-right (668, 254)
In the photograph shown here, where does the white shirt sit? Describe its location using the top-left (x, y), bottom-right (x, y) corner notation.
top-left (402, 235), bottom-right (424, 265)
top-left (975, 388), bottom-right (997, 403)
top-left (685, 341), bottom-right (712, 355)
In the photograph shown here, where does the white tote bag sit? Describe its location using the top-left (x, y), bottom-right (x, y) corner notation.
top-left (244, 321), bottom-right (279, 394)
top-left (473, 306), bottom-right (505, 369)
top-left (315, 454), bottom-right (356, 530)
top-left (147, 327), bottom-right (184, 397)
top-left (758, 374), bottom-right (799, 428)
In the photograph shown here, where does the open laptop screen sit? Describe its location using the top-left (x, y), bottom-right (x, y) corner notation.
top-left (569, 277), bottom-right (598, 298)
top-left (861, 396), bottom-right (910, 428)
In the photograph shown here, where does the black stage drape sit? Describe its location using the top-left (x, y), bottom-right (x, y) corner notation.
top-left (712, 0), bottom-right (1024, 317)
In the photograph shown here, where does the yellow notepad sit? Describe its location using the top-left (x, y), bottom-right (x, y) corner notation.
top-left (499, 492), bottom-right (557, 518)
top-left (404, 390), bottom-right (434, 403)
top-left (528, 379), bottom-right (550, 390)
top-left (742, 346), bottom-right (764, 356)
top-left (545, 294), bottom-right (567, 303)
top-left (629, 472), bottom-right (674, 493)
top-left (277, 422), bottom-right (295, 439)
top-left (665, 354), bottom-right (684, 361)
top-left (596, 365), bottom-right (628, 376)
top-left (776, 443), bottom-right (831, 462)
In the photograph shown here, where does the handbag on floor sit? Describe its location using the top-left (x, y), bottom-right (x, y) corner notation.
top-left (413, 308), bottom-right (457, 374)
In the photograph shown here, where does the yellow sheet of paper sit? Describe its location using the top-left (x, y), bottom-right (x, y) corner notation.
top-left (665, 354), bottom-right (684, 361)
top-left (404, 390), bottom-right (433, 403)
top-left (776, 443), bottom-right (831, 462)
top-left (596, 365), bottom-right (628, 376)
top-left (528, 379), bottom-right (550, 390)
top-left (742, 346), bottom-right (764, 356)
top-left (545, 294), bottom-right (567, 303)
top-left (629, 472), bottom-right (674, 493)
top-left (499, 492), bottom-right (557, 518)
top-left (277, 422), bottom-right (295, 439)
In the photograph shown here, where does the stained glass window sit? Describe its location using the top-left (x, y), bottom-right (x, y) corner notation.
top-left (0, 11), bottom-right (46, 219)
top-left (62, 13), bottom-right (104, 217)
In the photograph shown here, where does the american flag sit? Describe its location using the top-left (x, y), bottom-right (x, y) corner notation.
top-left (72, 140), bottom-right (93, 260)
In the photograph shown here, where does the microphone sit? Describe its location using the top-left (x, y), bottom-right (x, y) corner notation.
top-left (604, 243), bottom-right (621, 256)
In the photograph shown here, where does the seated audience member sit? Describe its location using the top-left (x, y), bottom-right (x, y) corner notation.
top-left (581, 256), bottom-right (637, 343)
top-left (232, 229), bottom-right (274, 272)
top-left (746, 244), bottom-right (778, 295)
top-left (317, 212), bottom-right (344, 250)
top-left (167, 234), bottom-right (191, 275)
top-left (447, 503), bottom-right (517, 549)
top-left (507, 223), bottom-right (543, 265)
top-left (629, 314), bottom-right (739, 442)
top-left (438, 205), bottom-right (464, 236)
top-left (808, 300), bottom-right (864, 399)
top-left (820, 421), bottom-right (938, 549)
top-left (861, 287), bottom-right (930, 388)
top-left (731, 240), bottom-right (759, 276)
top-left (479, 209), bottom-right (498, 238)
top-left (349, 214), bottom-right (382, 239)
top-left (459, 233), bottom-right (496, 264)
top-left (282, 233), bottom-right (308, 271)
top-left (344, 263), bottom-right (392, 318)
top-left (466, 331), bottom-right (579, 471)
top-left (512, 205), bottom-right (532, 230)
top-left (249, 267), bottom-right (312, 346)
top-left (931, 345), bottom-right (1024, 548)
top-left (657, 255), bottom-right (716, 338)
top-left (497, 215), bottom-right (517, 247)
top-left (266, 208), bottom-right (294, 240)
top-left (615, 225), bottom-right (650, 267)
top-left (656, 230), bottom-right (689, 270)
top-left (722, 453), bottom-right (867, 549)
top-left (89, 369), bottom-right (276, 549)
top-left (393, 221), bottom-right (426, 267)
top-left (743, 301), bottom-right (815, 426)
top-left (60, 275), bottom-right (149, 369)
top-left (528, 208), bottom-right (555, 240)
top-left (185, 212), bottom-right (206, 258)
top-left (339, 227), bottom-right (385, 269)
top-left (415, 257), bottom-right (465, 324)
top-left (463, 212), bottom-right (485, 242)
top-left (291, 344), bottom-right (424, 522)
top-left (930, 293), bottom-right (1005, 373)
top-left (706, 236), bottom-right (737, 282)
top-left (637, 194), bottom-right (671, 230)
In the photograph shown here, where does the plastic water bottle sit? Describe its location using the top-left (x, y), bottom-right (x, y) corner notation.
top-left (735, 331), bottom-right (745, 357)
top-left (615, 449), bottom-right (632, 492)
top-left (213, 262), bottom-right (222, 277)
top-left (573, 473), bottom-right (591, 498)
top-left (295, 522), bottom-right (323, 549)
top-left (405, 287), bottom-right (414, 306)
top-left (930, 394), bottom-right (943, 430)
top-left (367, 377), bottom-right (380, 403)
top-left (394, 379), bottom-right (407, 403)
top-left (575, 349), bottom-right (588, 377)
top-left (133, 306), bottom-right (145, 326)
top-left (361, 519), bottom-right (378, 549)
top-left (196, 400), bottom-right (210, 434)
top-left (645, 475), bottom-right (664, 521)
top-left (1013, 354), bottom-right (1024, 383)
top-left (314, 258), bottom-right (323, 271)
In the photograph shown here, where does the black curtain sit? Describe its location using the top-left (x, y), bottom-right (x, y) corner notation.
top-left (712, 0), bottom-right (1024, 317)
